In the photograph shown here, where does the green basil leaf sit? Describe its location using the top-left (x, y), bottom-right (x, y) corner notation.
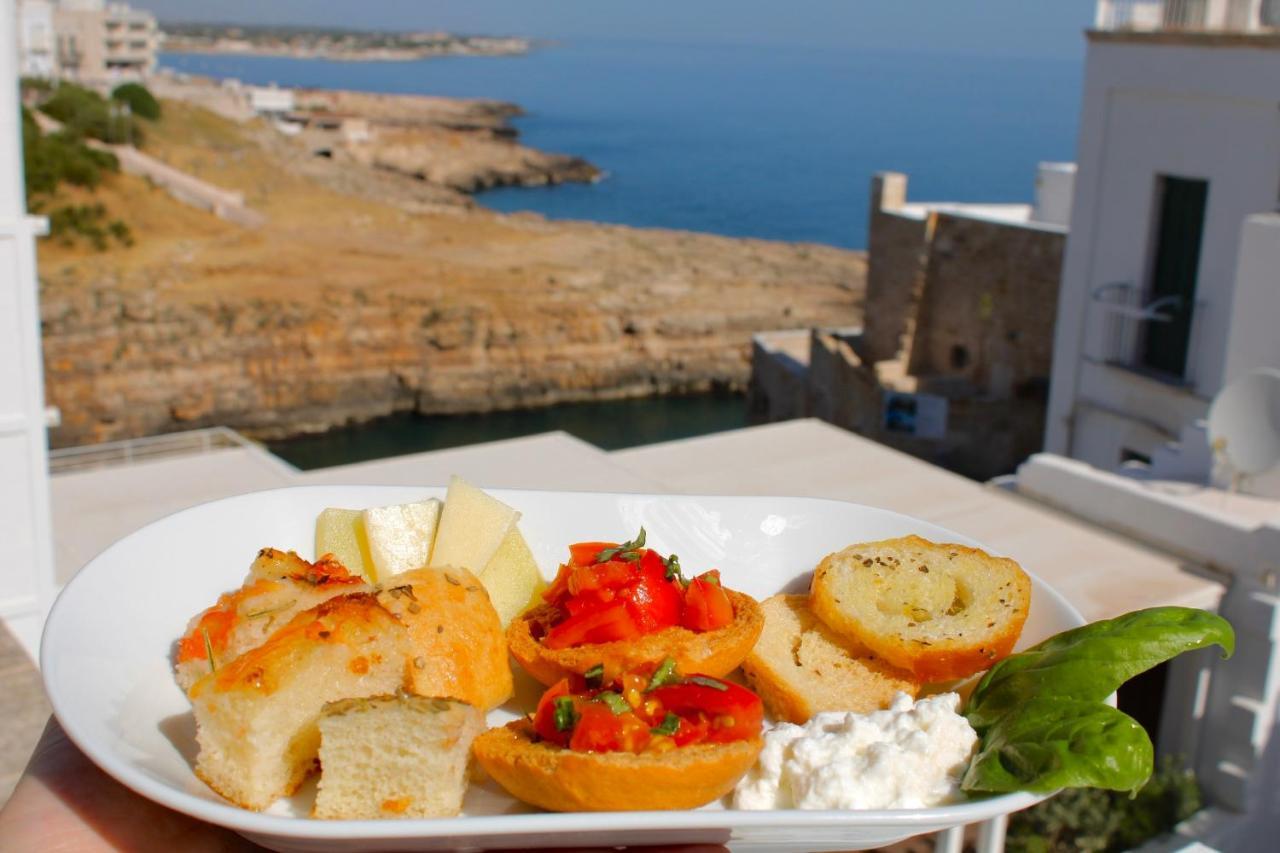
top-left (646, 657), bottom-right (679, 691)
top-left (596, 691), bottom-right (630, 715)
top-left (967, 607), bottom-right (1235, 730)
top-left (553, 696), bottom-right (579, 732)
top-left (663, 553), bottom-right (685, 584)
top-left (584, 663), bottom-right (605, 689)
top-left (963, 699), bottom-right (1152, 793)
top-left (651, 713), bottom-right (681, 736)
top-left (963, 606), bottom-right (1233, 795)
top-left (684, 675), bottom-right (730, 691)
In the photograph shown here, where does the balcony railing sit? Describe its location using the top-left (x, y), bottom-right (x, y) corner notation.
top-left (1091, 282), bottom-right (1207, 387)
top-left (1096, 0), bottom-right (1279, 31)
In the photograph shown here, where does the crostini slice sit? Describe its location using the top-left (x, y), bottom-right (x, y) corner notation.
top-left (741, 594), bottom-right (920, 724)
top-left (810, 536), bottom-right (1032, 682)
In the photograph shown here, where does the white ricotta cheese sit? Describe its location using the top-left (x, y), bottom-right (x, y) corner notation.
top-left (733, 692), bottom-right (977, 810)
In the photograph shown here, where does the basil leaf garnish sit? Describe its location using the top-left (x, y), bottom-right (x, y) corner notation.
top-left (651, 713), bottom-right (680, 736)
top-left (584, 663), bottom-right (605, 688)
top-left (646, 657), bottom-right (679, 691)
top-left (663, 553), bottom-right (685, 584)
top-left (553, 696), bottom-right (579, 732)
top-left (684, 675), bottom-right (730, 691)
top-left (597, 527), bottom-right (647, 564)
top-left (963, 606), bottom-right (1234, 795)
top-left (596, 691), bottom-right (630, 715)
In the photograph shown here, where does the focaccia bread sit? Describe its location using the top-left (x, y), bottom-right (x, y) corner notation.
top-left (375, 566), bottom-right (513, 710)
top-left (175, 548), bottom-right (369, 691)
top-left (314, 694), bottom-right (483, 820)
top-left (188, 593), bottom-right (412, 811)
top-left (810, 536), bottom-right (1031, 682)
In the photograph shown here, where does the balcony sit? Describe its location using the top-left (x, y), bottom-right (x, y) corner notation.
top-left (1096, 0), bottom-right (1280, 31)
top-left (1091, 281), bottom-right (1207, 388)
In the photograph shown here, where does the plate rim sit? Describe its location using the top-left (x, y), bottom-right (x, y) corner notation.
top-left (42, 484), bottom-right (1078, 841)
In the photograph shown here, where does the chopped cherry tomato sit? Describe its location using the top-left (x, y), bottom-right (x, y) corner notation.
top-left (543, 601), bottom-right (639, 649)
top-left (681, 570), bottom-right (734, 631)
top-left (568, 559), bottom-right (634, 596)
top-left (623, 559), bottom-right (683, 632)
top-left (543, 562), bottom-right (574, 604)
top-left (569, 541), bottom-right (616, 566)
top-left (649, 678), bottom-right (763, 744)
top-left (532, 679), bottom-right (573, 746)
top-left (569, 702), bottom-right (653, 753)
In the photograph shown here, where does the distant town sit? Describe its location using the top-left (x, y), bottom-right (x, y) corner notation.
top-left (159, 22), bottom-right (532, 62)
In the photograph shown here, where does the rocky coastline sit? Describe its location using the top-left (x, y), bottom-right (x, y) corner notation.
top-left (37, 87), bottom-right (866, 448)
top-left (160, 25), bottom-right (530, 62)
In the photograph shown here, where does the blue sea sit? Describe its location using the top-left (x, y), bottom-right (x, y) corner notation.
top-left (160, 39), bottom-right (1082, 250)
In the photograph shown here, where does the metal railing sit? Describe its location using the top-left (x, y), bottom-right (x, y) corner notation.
top-left (48, 426), bottom-right (262, 474)
top-left (1091, 282), bottom-right (1207, 387)
top-left (1096, 0), bottom-right (1278, 31)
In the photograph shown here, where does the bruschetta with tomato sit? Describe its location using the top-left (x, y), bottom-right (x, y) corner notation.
top-left (472, 659), bottom-right (764, 811)
top-left (506, 529), bottom-right (764, 685)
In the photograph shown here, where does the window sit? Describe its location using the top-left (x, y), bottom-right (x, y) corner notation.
top-left (1140, 175), bottom-right (1208, 379)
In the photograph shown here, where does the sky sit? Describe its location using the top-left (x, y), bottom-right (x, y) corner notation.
top-left (137, 1), bottom-right (1098, 61)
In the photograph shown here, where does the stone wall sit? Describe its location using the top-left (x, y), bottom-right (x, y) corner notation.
top-left (907, 212), bottom-right (1064, 397)
top-left (861, 174), bottom-right (930, 364)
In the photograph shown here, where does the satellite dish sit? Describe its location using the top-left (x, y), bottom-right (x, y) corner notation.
top-left (1207, 368), bottom-right (1280, 481)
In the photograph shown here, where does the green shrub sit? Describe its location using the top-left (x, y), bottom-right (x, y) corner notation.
top-left (1006, 758), bottom-right (1203, 853)
top-left (40, 82), bottom-right (144, 146)
top-left (111, 82), bottom-right (161, 121)
top-left (22, 107), bottom-right (120, 199)
top-left (46, 203), bottom-right (133, 251)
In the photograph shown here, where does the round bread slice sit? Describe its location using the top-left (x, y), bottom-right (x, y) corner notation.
top-left (472, 719), bottom-right (762, 812)
top-left (507, 589), bottom-right (764, 686)
top-left (810, 536), bottom-right (1031, 682)
top-left (741, 594), bottom-right (920, 724)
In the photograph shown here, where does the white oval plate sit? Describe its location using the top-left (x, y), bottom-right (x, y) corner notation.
top-left (42, 486), bottom-right (1084, 852)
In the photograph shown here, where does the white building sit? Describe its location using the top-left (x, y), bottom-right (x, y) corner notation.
top-left (1044, 0), bottom-right (1280, 470)
top-left (15, 0), bottom-right (58, 78)
top-left (54, 0), bottom-right (159, 81)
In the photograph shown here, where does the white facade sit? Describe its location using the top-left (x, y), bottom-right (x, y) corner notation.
top-left (1, 0), bottom-right (57, 655)
top-left (1044, 25), bottom-right (1280, 469)
top-left (15, 0), bottom-right (58, 78)
top-left (247, 85), bottom-right (295, 115)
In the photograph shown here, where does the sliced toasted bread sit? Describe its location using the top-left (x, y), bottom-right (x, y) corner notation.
top-left (188, 593), bottom-right (412, 811)
top-left (314, 694), bottom-right (483, 820)
top-left (507, 588), bottom-right (764, 686)
top-left (810, 536), bottom-right (1031, 682)
top-left (741, 594), bottom-right (920, 723)
top-left (473, 718), bottom-right (762, 812)
top-left (376, 566), bottom-right (513, 710)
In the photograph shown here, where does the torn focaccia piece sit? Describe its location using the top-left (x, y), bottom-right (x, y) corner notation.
top-left (188, 593), bottom-right (412, 811)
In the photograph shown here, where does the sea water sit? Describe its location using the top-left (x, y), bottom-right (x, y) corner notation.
top-left (161, 37), bottom-right (1082, 249)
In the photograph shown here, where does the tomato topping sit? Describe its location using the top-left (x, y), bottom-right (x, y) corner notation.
top-left (649, 678), bottom-right (764, 743)
top-left (530, 662), bottom-right (762, 754)
top-left (569, 702), bottom-right (653, 753)
top-left (681, 570), bottom-right (734, 632)
top-left (541, 529), bottom-right (735, 648)
top-left (543, 601), bottom-right (639, 649)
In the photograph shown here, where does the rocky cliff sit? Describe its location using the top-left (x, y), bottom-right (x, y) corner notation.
top-left (38, 100), bottom-right (865, 447)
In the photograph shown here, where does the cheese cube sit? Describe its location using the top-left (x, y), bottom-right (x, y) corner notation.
top-left (362, 498), bottom-right (443, 581)
top-left (479, 526), bottom-right (547, 626)
top-left (315, 508), bottom-right (375, 582)
top-left (429, 476), bottom-right (520, 574)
